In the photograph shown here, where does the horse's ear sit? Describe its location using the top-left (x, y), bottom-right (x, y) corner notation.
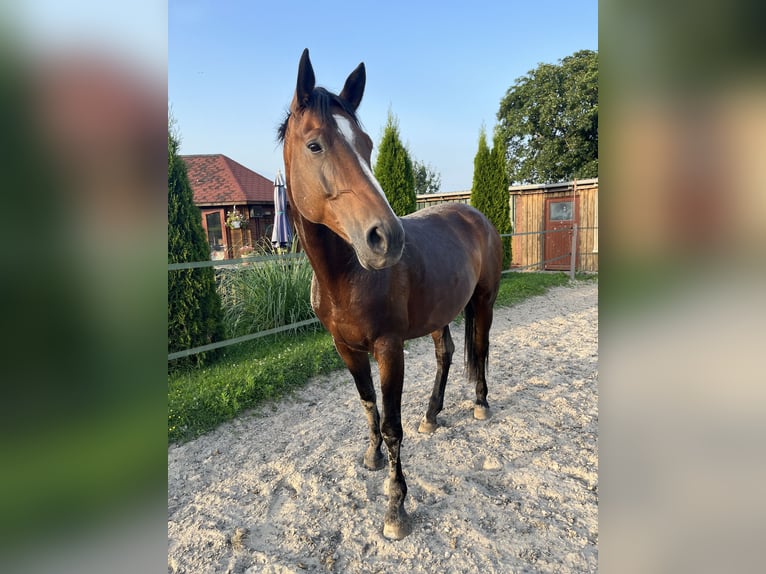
top-left (295, 48), bottom-right (315, 109)
top-left (340, 62), bottom-right (366, 111)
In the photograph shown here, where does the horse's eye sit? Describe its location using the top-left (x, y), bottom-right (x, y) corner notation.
top-left (307, 141), bottom-right (323, 153)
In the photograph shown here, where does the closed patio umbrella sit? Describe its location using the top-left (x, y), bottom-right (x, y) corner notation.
top-left (271, 170), bottom-right (292, 250)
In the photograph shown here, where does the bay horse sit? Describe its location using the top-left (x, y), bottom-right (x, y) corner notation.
top-left (278, 49), bottom-right (502, 540)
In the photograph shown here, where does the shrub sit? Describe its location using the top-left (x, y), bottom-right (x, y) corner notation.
top-left (217, 240), bottom-right (314, 338)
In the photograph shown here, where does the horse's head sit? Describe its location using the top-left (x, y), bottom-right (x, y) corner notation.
top-left (279, 49), bottom-right (404, 270)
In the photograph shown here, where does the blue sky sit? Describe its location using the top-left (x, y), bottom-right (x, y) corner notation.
top-left (169, 1), bottom-right (597, 192)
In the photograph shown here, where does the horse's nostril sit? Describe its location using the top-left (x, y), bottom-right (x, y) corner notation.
top-left (367, 226), bottom-right (387, 254)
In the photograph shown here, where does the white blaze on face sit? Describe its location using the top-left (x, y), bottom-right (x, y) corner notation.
top-left (333, 114), bottom-right (390, 203)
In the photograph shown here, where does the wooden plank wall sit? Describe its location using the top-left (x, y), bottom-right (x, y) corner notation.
top-left (416, 181), bottom-right (598, 273)
top-left (416, 191), bottom-right (471, 210)
top-left (510, 179), bottom-right (598, 272)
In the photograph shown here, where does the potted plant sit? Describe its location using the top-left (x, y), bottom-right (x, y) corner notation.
top-left (225, 207), bottom-right (248, 230)
top-left (238, 245), bottom-right (256, 258)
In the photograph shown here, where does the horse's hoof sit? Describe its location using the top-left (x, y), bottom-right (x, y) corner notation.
top-left (474, 404), bottom-right (490, 420)
top-left (417, 418), bottom-right (438, 434)
top-left (382, 511), bottom-right (411, 540)
top-left (364, 448), bottom-right (385, 471)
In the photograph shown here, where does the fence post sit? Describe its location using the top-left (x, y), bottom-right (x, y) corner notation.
top-left (569, 224), bottom-right (578, 280)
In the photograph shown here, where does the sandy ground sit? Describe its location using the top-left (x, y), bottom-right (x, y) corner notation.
top-left (168, 282), bottom-right (598, 573)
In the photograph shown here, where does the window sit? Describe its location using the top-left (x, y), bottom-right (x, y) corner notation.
top-left (550, 201), bottom-right (574, 221)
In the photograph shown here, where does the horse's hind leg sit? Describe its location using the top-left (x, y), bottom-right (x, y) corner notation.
top-left (418, 325), bottom-right (454, 434)
top-left (334, 340), bottom-right (385, 471)
top-left (465, 293), bottom-right (495, 421)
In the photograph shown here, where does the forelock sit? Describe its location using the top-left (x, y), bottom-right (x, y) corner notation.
top-left (277, 87), bottom-right (361, 143)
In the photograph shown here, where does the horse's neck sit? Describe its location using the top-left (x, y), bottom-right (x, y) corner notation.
top-left (293, 212), bottom-right (357, 286)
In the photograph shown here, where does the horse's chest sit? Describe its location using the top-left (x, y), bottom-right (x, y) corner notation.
top-left (309, 274), bottom-right (323, 315)
top-left (310, 277), bottom-right (381, 349)
top-left (310, 277), bottom-right (348, 322)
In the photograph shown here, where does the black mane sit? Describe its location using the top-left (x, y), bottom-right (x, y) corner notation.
top-left (277, 87), bottom-right (361, 143)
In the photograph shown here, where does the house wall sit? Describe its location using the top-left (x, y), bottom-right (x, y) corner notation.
top-left (198, 202), bottom-right (277, 259)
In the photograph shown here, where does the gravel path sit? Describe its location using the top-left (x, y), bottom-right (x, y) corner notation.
top-left (168, 281), bottom-right (598, 573)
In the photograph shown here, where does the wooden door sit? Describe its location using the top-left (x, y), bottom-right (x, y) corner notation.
top-left (200, 209), bottom-right (227, 260)
top-left (544, 196), bottom-right (579, 270)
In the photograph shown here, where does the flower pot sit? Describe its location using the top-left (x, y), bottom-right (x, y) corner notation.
top-left (231, 221), bottom-right (241, 229)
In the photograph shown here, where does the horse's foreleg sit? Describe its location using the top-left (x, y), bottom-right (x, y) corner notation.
top-left (374, 337), bottom-right (411, 540)
top-left (418, 325), bottom-right (454, 434)
top-left (334, 340), bottom-right (384, 471)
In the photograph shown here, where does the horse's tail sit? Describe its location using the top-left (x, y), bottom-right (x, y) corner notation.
top-left (464, 300), bottom-right (483, 382)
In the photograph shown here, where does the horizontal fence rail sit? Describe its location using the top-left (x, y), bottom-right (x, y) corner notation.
top-left (168, 225), bottom-right (597, 361)
top-left (168, 252), bottom-right (307, 271)
top-left (167, 317), bottom-right (320, 361)
top-left (503, 252), bottom-right (572, 273)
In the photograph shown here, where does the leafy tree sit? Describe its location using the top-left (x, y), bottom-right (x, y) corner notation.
top-left (373, 110), bottom-right (416, 216)
top-left (496, 49), bottom-right (598, 184)
top-left (472, 127), bottom-right (512, 268)
top-left (412, 159), bottom-right (441, 195)
top-left (168, 123), bottom-right (225, 368)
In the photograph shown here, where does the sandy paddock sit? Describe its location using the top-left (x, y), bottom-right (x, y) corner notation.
top-left (168, 281), bottom-right (598, 573)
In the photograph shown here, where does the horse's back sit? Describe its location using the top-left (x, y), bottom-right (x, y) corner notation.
top-left (404, 203), bottom-right (498, 241)
top-left (402, 203), bottom-right (502, 286)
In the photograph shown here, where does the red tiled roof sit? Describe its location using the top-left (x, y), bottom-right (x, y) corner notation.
top-left (181, 154), bottom-right (274, 205)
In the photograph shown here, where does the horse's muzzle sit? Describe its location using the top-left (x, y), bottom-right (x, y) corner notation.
top-left (358, 218), bottom-right (405, 269)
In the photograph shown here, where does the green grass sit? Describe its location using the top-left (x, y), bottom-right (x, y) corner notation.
top-left (168, 327), bottom-right (344, 443)
top-left (496, 270), bottom-right (594, 306)
top-left (168, 271), bottom-right (596, 443)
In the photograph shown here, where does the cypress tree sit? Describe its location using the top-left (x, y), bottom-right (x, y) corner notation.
top-left (471, 128), bottom-right (492, 216)
top-left (472, 128), bottom-right (512, 268)
top-left (373, 111), bottom-right (416, 216)
top-left (168, 125), bottom-right (225, 368)
top-left (489, 134), bottom-right (512, 268)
